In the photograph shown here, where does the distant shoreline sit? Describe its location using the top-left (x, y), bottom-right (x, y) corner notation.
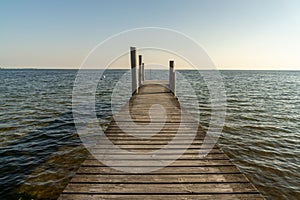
top-left (0, 68), bottom-right (299, 71)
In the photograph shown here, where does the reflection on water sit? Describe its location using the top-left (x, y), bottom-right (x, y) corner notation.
top-left (0, 69), bottom-right (299, 199)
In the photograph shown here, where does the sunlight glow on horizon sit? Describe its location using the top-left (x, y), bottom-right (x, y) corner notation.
top-left (1, 0), bottom-right (300, 70)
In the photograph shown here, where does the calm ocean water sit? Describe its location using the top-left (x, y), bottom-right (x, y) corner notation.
top-left (0, 69), bottom-right (299, 199)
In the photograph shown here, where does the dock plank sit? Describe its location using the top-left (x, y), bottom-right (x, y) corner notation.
top-left (59, 83), bottom-right (264, 199)
top-left (59, 194), bottom-right (264, 200)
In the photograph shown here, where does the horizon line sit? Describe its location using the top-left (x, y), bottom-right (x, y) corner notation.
top-left (0, 67), bottom-right (299, 71)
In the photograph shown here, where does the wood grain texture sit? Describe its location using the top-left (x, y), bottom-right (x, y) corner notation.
top-left (59, 83), bottom-right (264, 199)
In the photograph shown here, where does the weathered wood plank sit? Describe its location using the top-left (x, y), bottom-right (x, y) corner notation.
top-left (62, 183), bottom-right (257, 193)
top-left (69, 174), bottom-right (249, 183)
top-left (76, 166), bottom-right (241, 174)
top-left (90, 149), bottom-right (222, 154)
top-left (81, 159), bottom-right (234, 167)
top-left (59, 194), bottom-right (264, 200)
top-left (91, 141), bottom-right (219, 145)
top-left (59, 83), bottom-right (264, 199)
top-left (87, 153), bottom-right (229, 160)
top-left (89, 144), bottom-right (220, 149)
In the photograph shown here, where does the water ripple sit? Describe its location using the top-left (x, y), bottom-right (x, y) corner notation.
top-left (0, 69), bottom-right (299, 199)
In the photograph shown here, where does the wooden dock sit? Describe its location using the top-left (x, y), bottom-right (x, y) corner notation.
top-left (59, 48), bottom-right (264, 199)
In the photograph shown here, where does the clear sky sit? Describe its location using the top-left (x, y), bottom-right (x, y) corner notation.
top-left (1, 0), bottom-right (300, 70)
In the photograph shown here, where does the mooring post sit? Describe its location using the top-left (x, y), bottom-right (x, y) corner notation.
top-left (141, 63), bottom-right (145, 83)
top-left (130, 47), bottom-right (138, 95)
top-left (172, 69), bottom-right (176, 96)
top-left (169, 60), bottom-right (176, 95)
top-left (169, 60), bottom-right (174, 89)
top-left (138, 55), bottom-right (142, 87)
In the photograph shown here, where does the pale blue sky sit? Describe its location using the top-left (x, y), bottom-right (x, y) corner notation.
top-left (1, 0), bottom-right (300, 69)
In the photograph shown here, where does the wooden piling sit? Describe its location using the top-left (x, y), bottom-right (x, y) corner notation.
top-left (172, 70), bottom-right (176, 96)
top-left (169, 60), bottom-right (176, 95)
top-left (138, 55), bottom-right (142, 87)
top-left (141, 63), bottom-right (145, 83)
top-left (130, 47), bottom-right (138, 95)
